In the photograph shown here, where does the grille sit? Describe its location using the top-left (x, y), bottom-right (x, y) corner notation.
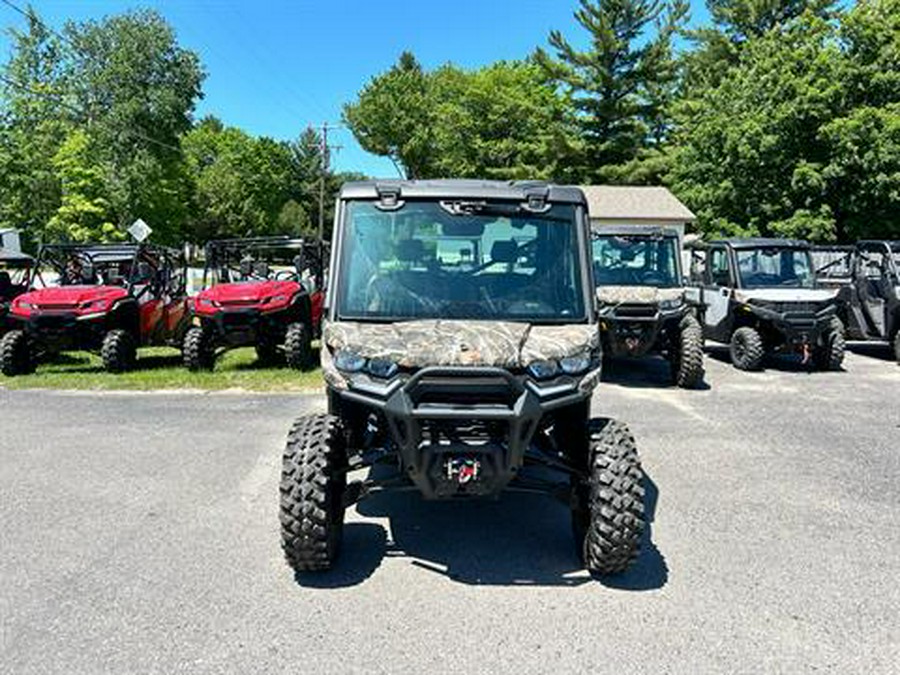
top-left (409, 375), bottom-right (518, 407)
top-left (614, 303), bottom-right (658, 318)
top-left (766, 301), bottom-right (828, 315)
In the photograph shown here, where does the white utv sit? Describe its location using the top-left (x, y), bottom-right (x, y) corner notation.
top-left (686, 238), bottom-right (844, 371)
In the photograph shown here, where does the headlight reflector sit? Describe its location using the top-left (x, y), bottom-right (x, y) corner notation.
top-left (560, 353), bottom-right (591, 375)
top-left (659, 297), bottom-right (683, 310)
top-left (527, 359), bottom-right (559, 379)
top-left (366, 358), bottom-right (398, 379)
top-left (333, 350), bottom-right (366, 373)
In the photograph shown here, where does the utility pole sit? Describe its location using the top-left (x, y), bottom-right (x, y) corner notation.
top-left (318, 122), bottom-right (329, 242)
top-left (313, 122), bottom-right (342, 242)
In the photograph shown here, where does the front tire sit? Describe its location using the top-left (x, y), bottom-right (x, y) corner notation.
top-left (0, 329), bottom-right (33, 376)
top-left (284, 322), bottom-right (313, 370)
top-left (280, 414), bottom-right (347, 572)
top-left (183, 326), bottom-right (216, 371)
top-left (101, 329), bottom-right (136, 373)
top-left (893, 331), bottom-right (900, 365)
top-left (573, 419), bottom-right (645, 575)
top-left (730, 326), bottom-right (765, 371)
top-left (813, 317), bottom-right (845, 371)
top-left (671, 314), bottom-right (704, 388)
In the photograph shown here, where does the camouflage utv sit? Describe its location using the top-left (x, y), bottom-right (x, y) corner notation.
top-left (592, 226), bottom-right (704, 388)
top-left (279, 180), bottom-right (646, 577)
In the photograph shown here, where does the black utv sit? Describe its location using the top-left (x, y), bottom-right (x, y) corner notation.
top-left (812, 240), bottom-right (900, 363)
top-left (686, 238), bottom-right (844, 371)
top-left (592, 226), bottom-right (704, 387)
top-left (0, 247), bottom-right (34, 337)
top-left (279, 180), bottom-right (646, 577)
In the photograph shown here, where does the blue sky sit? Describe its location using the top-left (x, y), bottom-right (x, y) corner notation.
top-left (1, 1), bottom-right (711, 177)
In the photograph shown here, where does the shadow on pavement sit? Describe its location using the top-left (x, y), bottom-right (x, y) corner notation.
top-left (846, 341), bottom-right (896, 362)
top-left (595, 474), bottom-right (667, 591)
top-left (306, 469), bottom-right (669, 590)
top-left (293, 522), bottom-right (388, 589)
top-left (602, 355), bottom-right (710, 391)
top-left (704, 345), bottom-right (844, 373)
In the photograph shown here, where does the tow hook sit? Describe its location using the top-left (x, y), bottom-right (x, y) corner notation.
top-left (446, 456), bottom-right (481, 485)
top-left (801, 342), bottom-right (811, 365)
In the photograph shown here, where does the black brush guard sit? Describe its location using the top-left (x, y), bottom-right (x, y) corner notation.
top-left (379, 367), bottom-right (544, 499)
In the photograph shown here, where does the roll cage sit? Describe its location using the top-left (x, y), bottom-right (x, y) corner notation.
top-left (202, 236), bottom-right (327, 289)
top-left (36, 242), bottom-right (186, 299)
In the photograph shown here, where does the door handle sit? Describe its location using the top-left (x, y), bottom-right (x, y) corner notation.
top-left (720, 288), bottom-right (729, 297)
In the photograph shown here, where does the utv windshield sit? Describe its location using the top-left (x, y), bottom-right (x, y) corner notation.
top-left (592, 234), bottom-right (680, 288)
top-left (336, 200), bottom-right (587, 322)
top-left (736, 247), bottom-right (815, 289)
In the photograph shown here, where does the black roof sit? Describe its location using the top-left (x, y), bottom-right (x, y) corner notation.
top-left (708, 237), bottom-right (810, 250)
top-left (592, 224), bottom-right (680, 238)
top-left (339, 179), bottom-right (587, 205)
top-left (858, 239), bottom-right (900, 252)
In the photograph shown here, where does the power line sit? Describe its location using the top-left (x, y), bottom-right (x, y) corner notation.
top-left (0, 0), bottom-right (78, 51)
top-left (0, 73), bottom-right (184, 155)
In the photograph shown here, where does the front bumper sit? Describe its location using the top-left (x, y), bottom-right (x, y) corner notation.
top-left (10, 311), bottom-right (108, 351)
top-left (195, 306), bottom-right (293, 346)
top-left (599, 304), bottom-right (685, 356)
top-left (745, 303), bottom-right (837, 344)
top-left (335, 366), bottom-right (593, 499)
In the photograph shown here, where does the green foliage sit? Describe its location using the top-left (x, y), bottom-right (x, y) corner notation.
top-left (534, 0), bottom-right (689, 182)
top-left (343, 52), bottom-right (433, 178)
top-left (182, 117), bottom-right (332, 242)
top-left (669, 0), bottom-right (900, 242)
top-left (344, 55), bottom-right (578, 181)
top-left (46, 128), bottom-right (118, 242)
top-left (0, 7), bottom-right (204, 246)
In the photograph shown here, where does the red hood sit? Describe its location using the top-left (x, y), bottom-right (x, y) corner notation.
top-left (17, 285), bottom-right (129, 307)
top-left (198, 280), bottom-right (301, 305)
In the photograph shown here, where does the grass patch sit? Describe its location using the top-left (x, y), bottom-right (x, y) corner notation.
top-left (0, 347), bottom-right (323, 392)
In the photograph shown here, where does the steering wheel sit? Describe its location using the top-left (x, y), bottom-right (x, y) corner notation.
top-left (640, 270), bottom-right (668, 286)
top-left (506, 299), bottom-right (555, 315)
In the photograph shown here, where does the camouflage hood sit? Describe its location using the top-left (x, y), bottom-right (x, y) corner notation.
top-left (596, 285), bottom-right (684, 305)
top-left (323, 319), bottom-right (598, 369)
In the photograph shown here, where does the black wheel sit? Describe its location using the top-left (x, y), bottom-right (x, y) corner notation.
top-left (0, 329), bottom-right (33, 376)
top-left (255, 338), bottom-right (279, 365)
top-left (183, 326), bottom-right (216, 371)
top-left (813, 317), bottom-right (845, 371)
top-left (573, 419), bottom-right (645, 576)
top-left (280, 414), bottom-right (347, 572)
top-left (284, 322), bottom-right (312, 370)
top-left (892, 331), bottom-right (899, 365)
top-left (101, 329), bottom-right (136, 373)
top-left (670, 314), bottom-right (705, 388)
top-left (730, 326), bottom-right (764, 371)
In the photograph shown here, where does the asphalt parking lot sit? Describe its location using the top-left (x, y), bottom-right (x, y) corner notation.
top-left (2, 346), bottom-right (899, 673)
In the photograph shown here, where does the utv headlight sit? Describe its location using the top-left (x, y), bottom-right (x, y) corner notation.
top-left (366, 358), bottom-right (398, 379)
top-left (527, 359), bottom-right (559, 380)
top-left (560, 353), bottom-right (591, 375)
top-left (333, 350), bottom-right (365, 373)
top-left (659, 298), bottom-right (683, 310)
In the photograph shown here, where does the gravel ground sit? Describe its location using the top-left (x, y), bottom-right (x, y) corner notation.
top-left (1, 346), bottom-right (899, 673)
